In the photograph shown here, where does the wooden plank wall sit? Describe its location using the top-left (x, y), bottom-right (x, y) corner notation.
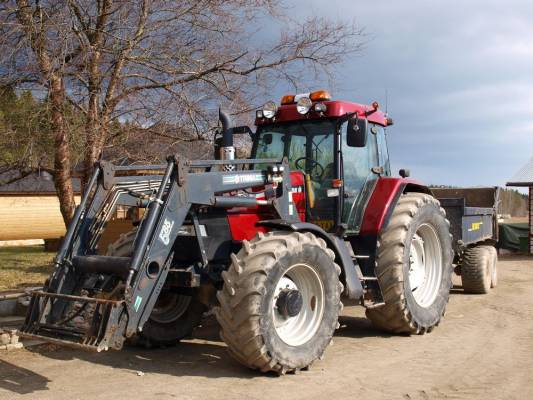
top-left (0, 195), bottom-right (81, 241)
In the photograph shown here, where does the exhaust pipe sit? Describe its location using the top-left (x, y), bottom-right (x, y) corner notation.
top-left (218, 109), bottom-right (235, 171)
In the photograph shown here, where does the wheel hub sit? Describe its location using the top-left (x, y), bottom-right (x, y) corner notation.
top-left (272, 264), bottom-right (325, 346)
top-left (276, 289), bottom-right (303, 318)
top-left (408, 223), bottom-right (443, 307)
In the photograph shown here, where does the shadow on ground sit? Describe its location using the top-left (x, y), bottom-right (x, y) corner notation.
top-left (450, 284), bottom-right (467, 295)
top-left (11, 311), bottom-right (389, 392)
top-left (0, 359), bottom-right (50, 395)
top-left (336, 315), bottom-right (393, 338)
top-left (25, 320), bottom-right (261, 382)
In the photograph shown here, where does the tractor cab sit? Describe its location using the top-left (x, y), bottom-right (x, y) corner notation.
top-left (252, 90), bottom-right (392, 233)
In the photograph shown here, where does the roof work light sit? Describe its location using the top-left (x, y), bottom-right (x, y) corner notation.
top-left (262, 101), bottom-right (278, 119)
top-left (296, 97), bottom-right (312, 114)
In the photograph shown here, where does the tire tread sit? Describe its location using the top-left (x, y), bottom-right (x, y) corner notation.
top-left (216, 231), bottom-right (342, 374)
top-left (366, 193), bottom-right (453, 334)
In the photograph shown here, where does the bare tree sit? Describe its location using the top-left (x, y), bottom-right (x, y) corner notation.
top-left (0, 0), bottom-right (364, 226)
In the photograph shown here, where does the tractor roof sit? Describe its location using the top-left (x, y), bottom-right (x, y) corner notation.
top-left (255, 100), bottom-right (390, 127)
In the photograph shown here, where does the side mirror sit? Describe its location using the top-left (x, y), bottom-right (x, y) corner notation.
top-left (231, 125), bottom-right (253, 136)
top-left (399, 169), bottom-right (410, 178)
top-left (346, 117), bottom-right (368, 147)
top-left (262, 133), bottom-right (273, 145)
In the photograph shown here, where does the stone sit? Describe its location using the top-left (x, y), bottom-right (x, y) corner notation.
top-left (5, 343), bottom-right (23, 350)
top-left (0, 333), bottom-right (10, 345)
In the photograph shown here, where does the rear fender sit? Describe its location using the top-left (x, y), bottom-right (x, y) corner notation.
top-left (360, 177), bottom-right (431, 236)
top-left (257, 220), bottom-right (364, 300)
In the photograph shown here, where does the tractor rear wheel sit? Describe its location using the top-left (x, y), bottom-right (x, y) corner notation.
top-left (216, 231), bottom-right (342, 374)
top-left (461, 245), bottom-right (493, 294)
top-left (107, 230), bottom-right (205, 346)
top-left (366, 193), bottom-right (453, 334)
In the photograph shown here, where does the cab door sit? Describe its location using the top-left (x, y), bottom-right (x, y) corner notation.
top-left (341, 122), bottom-right (389, 233)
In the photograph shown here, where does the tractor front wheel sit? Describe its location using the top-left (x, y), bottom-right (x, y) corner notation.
top-left (366, 193), bottom-right (453, 334)
top-left (216, 231), bottom-right (342, 374)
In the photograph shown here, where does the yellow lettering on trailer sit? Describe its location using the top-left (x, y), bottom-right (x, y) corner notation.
top-left (313, 219), bottom-right (334, 231)
top-left (468, 221), bottom-right (483, 232)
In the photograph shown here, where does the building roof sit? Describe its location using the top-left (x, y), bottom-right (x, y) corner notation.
top-left (0, 171), bottom-right (81, 194)
top-left (507, 156), bottom-right (533, 187)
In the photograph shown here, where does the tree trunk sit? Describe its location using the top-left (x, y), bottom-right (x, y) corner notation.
top-left (82, 93), bottom-right (101, 191)
top-left (49, 77), bottom-right (76, 226)
top-left (15, 0), bottom-right (76, 228)
top-left (81, 0), bottom-right (112, 190)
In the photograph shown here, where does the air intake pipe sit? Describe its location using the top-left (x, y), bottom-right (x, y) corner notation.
top-left (218, 109), bottom-right (235, 171)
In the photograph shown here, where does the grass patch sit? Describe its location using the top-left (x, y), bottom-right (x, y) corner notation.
top-left (0, 246), bottom-right (54, 290)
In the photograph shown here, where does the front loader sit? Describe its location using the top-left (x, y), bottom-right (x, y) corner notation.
top-left (21, 91), bottom-right (454, 374)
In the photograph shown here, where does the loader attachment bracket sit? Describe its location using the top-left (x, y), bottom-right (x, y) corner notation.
top-left (99, 161), bottom-right (115, 190)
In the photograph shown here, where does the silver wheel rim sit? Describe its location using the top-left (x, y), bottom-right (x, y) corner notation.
top-left (150, 292), bottom-right (191, 324)
top-left (408, 223), bottom-right (443, 307)
top-left (272, 263), bottom-right (325, 346)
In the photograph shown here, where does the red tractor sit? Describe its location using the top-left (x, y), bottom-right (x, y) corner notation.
top-left (21, 90), bottom-right (453, 374)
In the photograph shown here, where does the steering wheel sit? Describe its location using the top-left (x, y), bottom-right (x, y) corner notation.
top-left (294, 157), bottom-right (325, 180)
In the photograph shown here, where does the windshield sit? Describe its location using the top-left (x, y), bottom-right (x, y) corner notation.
top-left (253, 120), bottom-right (336, 180)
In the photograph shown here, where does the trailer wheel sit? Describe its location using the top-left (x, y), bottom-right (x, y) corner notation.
top-left (366, 193), bottom-right (453, 334)
top-left (107, 230), bottom-right (205, 346)
top-left (461, 246), bottom-right (493, 294)
top-left (216, 231), bottom-right (342, 374)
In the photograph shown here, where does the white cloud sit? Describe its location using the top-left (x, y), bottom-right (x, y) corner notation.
top-left (260, 0), bottom-right (533, 187)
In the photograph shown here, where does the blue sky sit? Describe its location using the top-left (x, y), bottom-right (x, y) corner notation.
top-left (263, 0), bottom-right (533, 191)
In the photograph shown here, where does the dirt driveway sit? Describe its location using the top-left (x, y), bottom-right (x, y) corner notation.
top-left (1, 255), bottom-right (532, 400)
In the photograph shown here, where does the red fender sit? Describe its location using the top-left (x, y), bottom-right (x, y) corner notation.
top-left (360, 177), bottom-right (430, 236)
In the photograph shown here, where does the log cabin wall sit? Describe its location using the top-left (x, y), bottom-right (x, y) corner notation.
top-left (0, 195), bottom-right (135, 250)
top-left (0, 195), bottom-right (81, 241)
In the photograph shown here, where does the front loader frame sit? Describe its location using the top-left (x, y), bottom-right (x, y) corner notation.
top-left (21, 156), bottom-right (294, 351)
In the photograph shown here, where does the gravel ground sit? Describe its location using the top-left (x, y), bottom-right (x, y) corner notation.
top-left (1, 255), bottom-right (532, 400)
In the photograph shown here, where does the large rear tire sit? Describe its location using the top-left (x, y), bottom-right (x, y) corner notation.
top-left (461, 245), bottom-right (493, 294)
top-left (107, 230), bottom-right (205, 346)
top-left (216, 231), bottom-right (342, 374)
top-left (366, 193), bottom-right (453, 334)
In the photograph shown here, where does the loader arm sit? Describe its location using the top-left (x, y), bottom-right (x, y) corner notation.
top-left (21, 156), bottom-right (293, 351)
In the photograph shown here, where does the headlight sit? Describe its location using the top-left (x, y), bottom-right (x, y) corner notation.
top-left (296, 97), bottom-right (312, 114)
top-left (262, 101), bottom-right (277, 119)
top-left (313, 103), bottom-right (327, 113)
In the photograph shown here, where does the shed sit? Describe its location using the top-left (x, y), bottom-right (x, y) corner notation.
top-left (506, 156), bottom-right (533, 254)
top-left (0, 170), bottom-right (136, 251)
top-left (0, 171), bottom-right (81, 241)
